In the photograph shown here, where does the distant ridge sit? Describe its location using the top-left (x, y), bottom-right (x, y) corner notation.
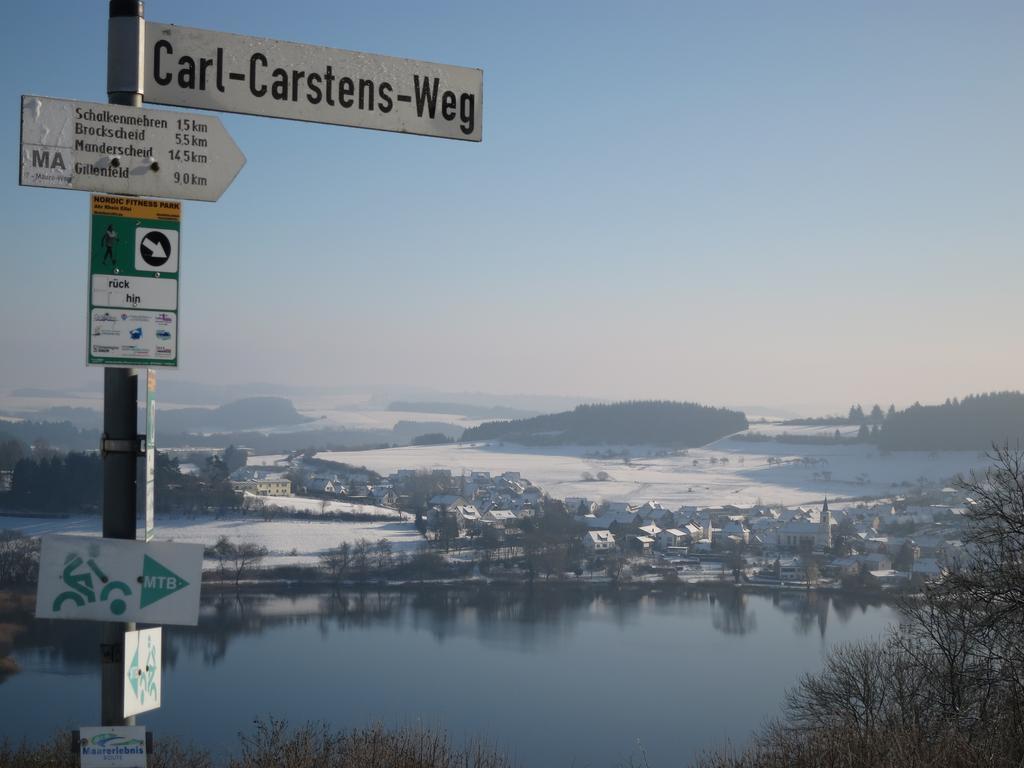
top-left (460, 400), bottom-right (748, 447)
top-left (158, 396), bottom-right (314, 432)
top-left (388, 401), bottom-right (540, 420)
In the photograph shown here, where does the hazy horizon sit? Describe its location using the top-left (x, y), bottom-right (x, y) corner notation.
top-left (3, 1), bottom-right (1022, 415)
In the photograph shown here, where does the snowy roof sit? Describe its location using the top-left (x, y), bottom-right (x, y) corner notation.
top-left (453, 504), bottom-right (481, 520)
top-left (780, 519), bottom-right (821, 535)
top-left (429, 494), bottom-right (465, 508)
top-left (587, 530), bottom-right (615, 544)
top-left (912, 558), bottom-right (945, 576)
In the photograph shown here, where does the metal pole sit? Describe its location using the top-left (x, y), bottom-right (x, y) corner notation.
top-left (101, 0), bottom-right (144, 728)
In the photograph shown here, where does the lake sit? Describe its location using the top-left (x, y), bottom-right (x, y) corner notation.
top-left (0, 586), bottom-right (901, 767)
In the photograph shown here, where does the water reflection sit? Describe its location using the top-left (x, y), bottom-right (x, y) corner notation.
top-left (0, 585), bottom-right (894, 681)
top-left (710, 591), bottom-right (757, 635)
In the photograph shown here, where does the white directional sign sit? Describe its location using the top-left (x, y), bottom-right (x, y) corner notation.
top-left (124, 628), bottom-right (161, 717)
top-left (143, 23), bottom-right (482, 142)
top-left (35, 535), bottom-right (203, 626)
top-left (20, 94), bottom-right (245, 202)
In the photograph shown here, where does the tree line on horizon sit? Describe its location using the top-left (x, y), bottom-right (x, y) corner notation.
top-left (775, 392), bottom-right (1024, 452)
top-left (461, 400), bottom-right (749, 447)
top-left (872, 392), bottom-right (1024, 451)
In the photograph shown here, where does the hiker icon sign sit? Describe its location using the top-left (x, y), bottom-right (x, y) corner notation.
top-left (124, 627), bottom-right (162, 717)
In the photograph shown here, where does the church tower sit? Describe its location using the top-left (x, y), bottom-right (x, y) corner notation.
top-left (821, 497), bottom-right (833, 549)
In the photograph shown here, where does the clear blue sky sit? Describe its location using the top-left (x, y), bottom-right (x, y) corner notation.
top-left (2, 1), bottom-right (1022, 413)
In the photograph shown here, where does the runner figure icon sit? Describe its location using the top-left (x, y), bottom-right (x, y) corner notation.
top-left (101, 224), bottom-right (118, 266)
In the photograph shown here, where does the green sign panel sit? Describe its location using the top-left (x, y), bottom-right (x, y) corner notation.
top-left (140, 554), bottom-right (189, 608)
top-left (88, 195), bottom-right (181, 367)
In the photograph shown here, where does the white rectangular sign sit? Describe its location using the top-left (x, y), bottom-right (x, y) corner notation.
top-left (144, 23), bottom-right (482, 141)
top-left (36, 535), bottom-right (203, 626)
top-left (20, 95), bottom-right (245, 202)
top-left (91, 274), bottom-right (178, 311)
top-left (79, 726), bottom-right (147, 768)
top-left (124, 627), bottom-right (161, 717)
top-left (90, 308), bottom-right (177, 364)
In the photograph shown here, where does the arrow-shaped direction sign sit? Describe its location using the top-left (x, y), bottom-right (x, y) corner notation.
top-left (35, 534), bottom-right (203, 625)
top-left (20, 94), bottom-right (245, 202)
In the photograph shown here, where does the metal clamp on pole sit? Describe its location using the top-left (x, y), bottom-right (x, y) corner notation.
top-left (100, 434), bottom-right (146, 457)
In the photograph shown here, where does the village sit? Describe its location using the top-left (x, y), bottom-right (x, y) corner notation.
top-left (224, 452), bottom-right (966, 590)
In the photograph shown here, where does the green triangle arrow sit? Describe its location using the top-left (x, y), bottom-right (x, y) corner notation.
top-left (140, 555), bottom-right (189, 608)
top-left (128, 644), bottom-right (140, 698)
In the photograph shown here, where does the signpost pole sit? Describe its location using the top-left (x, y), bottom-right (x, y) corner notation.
top-left (101, 0), bottom-right (144, 728)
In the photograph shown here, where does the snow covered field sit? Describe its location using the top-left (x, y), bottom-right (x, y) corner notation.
top-left (744, 422), bottom-right (862, 438)
top-left (0, 512), bottom-right (424, 568)
top-left (321, 438), bottom-right (992, 508)
top-left (285, 405), bottom-right (484, 433)
top-left (244, 493), bottom-right (409, 519)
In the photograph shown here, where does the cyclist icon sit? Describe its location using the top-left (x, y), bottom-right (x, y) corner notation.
top-left (53, 552), bottom-right (132, 616)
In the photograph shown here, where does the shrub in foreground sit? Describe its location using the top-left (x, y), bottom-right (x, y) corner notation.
top-left (0, 720), bottom-right (515, 768)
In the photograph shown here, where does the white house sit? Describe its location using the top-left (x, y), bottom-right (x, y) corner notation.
top-left (583, 530), bottom-right (616, 553)
top-left (604, 501), bottom-right (634, 516)
top-left (483, 509), bottom-right (517, 527)
top-left (655, 528), bottom-right (687, 551)
top-left (307, 478), bottom-right (336, 494)
top-left (565, 497), bottom-right (595, 515)
top-left (719, 520), bottom-right (750, 545)
top-left (453, 504), bottom-right (482, 528)
top-left (429, 494), bottom-right (467, 511)
top-left (638, 522), bottom-right (662, 538)
top-left (633, 500), bottom-right (671, 519)
top-left (369, 486), bottom-right (398, 507)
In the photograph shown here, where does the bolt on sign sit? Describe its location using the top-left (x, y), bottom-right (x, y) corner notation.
top-left (88, 195), bottom-right (180, 368)
top-left (35, 535), bottom-right (203, 626)
top-left (124, 628), bottom-right (161, 717)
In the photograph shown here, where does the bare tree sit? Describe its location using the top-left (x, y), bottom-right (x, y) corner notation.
top-left (319, 541), bottom-right (352, 588)
top-left (947, 445), bottom-right (1024, 635)
top-left (207, 536), bottom-right (268, 588)
top-left (373, 538), bottom-right (393, 571)
top-left (352, 538), bottom-right (372, 581)
top-left (229, 542), bottom-right (268, 588)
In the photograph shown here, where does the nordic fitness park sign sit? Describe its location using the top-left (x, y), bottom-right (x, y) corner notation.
top-left (144, 23), bottom-right (482, 141)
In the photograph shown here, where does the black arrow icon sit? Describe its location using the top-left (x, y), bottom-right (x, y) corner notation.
top-left (139, 231), bottom-right (172, 268)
